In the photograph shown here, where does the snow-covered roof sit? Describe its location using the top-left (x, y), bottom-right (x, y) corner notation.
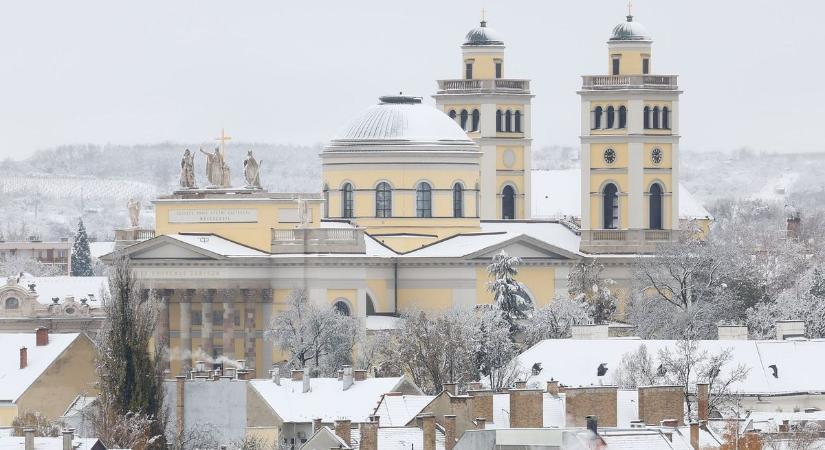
top-left (366, 315), bottom-right (404, 331)
top-left (372, 394), bottom-right (435, 426)
top-left (62, 394), bottom-right (97, 417)
top-left (531, 169), bottom-right (713, 220)
top-left (0, 333), bottom-right (82, 402)
top-left (0, 437), bottom-right (102, 450)
top-left (597, 429), bottom-right (693, 450)
top-left (518, 338), bottom-right (825, 395)
top-left (250, 376), bottom-right (407, 423)
top-left (88, 241), bottom-right (115, 259)
top-left (166, 233), bottom-right (270, 257)
top-left (1, 275), bottom-right (107, 306)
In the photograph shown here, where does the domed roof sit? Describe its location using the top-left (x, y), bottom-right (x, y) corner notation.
top-left (610, 15), bottom-right (652, 41)
top-left (331, 95), bottom-right (474, 145)
top-left (464, 20), bottom-right (504, 46)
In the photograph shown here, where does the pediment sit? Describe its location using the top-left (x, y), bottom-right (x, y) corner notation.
top-left (468, 235), bottom-right (580, 261)
top-left (110, 236), bottom-right (226, 261)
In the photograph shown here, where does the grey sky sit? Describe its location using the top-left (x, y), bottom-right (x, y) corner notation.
top-left (1, 0), bottom-right (823, 158)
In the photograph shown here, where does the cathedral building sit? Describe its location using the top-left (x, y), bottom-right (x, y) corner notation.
top-left (107, 14), bottom-right (711, 377)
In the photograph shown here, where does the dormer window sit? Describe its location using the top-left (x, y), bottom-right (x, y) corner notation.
top-left (611, 55), bottom-right (621, 75)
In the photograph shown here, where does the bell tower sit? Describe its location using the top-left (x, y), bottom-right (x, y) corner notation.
top-left (579, 12), bottom-right (682, 254)
top-left (434, 18), bottom-right (533, 220)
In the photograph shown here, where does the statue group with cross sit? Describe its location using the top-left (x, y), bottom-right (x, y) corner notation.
top-left (178, 129), bottom-right (263, 190)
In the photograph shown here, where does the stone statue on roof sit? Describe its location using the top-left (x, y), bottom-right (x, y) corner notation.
top-left (127, 198), bottom-right (140, 227)
top-left (200, 147), bottom-right (230, 188)
top-left (179, 148), bottom-right (196, 189)
top-left (243, 150), bottom-right (262, 189)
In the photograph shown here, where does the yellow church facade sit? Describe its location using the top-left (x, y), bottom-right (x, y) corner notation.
top-left (111, 14), bottom-right (712, 377)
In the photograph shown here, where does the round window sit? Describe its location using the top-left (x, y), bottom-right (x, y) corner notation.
top-left (503, 149), bottom-right (516, 168)
top-left (65, 307), bottom-right (76, 315)
top-left (651, 148), bottom-right (663, 165)
top-left (603, 148), bottom-right (616, 164)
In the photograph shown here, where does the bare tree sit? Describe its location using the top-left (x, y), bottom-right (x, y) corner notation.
top-left (568, 260), bottom-right (618, 324)
top-left (522, 297), bottom-right (590, 346)
top-left (611, 344), bottom-right (660, 389)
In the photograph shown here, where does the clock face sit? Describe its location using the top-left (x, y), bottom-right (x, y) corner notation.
top-left (603, 148), bottom-right (616, 164)
top-left (652, 148), bottom-right (663, 164)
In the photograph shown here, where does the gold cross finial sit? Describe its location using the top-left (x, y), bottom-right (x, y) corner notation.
top-left (215, 128), bottom-right (232, 157)
top-left (627, 0), bottom-right (633, 17)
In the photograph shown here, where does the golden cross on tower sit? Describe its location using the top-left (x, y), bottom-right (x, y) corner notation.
top-left (214, 128), bottom-right (232, 157)
top-left (627, 0), bottom-right (633, 16)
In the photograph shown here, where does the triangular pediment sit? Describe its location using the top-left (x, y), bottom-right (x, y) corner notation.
top-left (104, 235), bottom-right (226, 261)
top-left (468, 234), bottom-right (580, 261)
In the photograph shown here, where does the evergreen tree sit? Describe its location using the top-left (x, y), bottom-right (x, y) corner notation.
top-left (70, 218), bottom-right (93, 276)
top-left (487, 251), bottom-right (532, 335)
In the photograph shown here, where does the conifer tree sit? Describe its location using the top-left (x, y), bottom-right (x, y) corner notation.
top-left (70, 218), bottom-right (93, 276)
top-left (487, 251), bottom-right (532, 335)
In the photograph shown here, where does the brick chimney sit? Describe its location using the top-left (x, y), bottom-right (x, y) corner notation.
top-left (342, 366), bottom-right (354, 390)
top-left (176, 376), bottom-right (186, 438)
top-left (547, 380), bottom-right (559, 396)
top-left (509, 388), bottom-right (543, 428)
top-left (444, 414), bottom-right (457, 450)
top-left (467, 389), bottom-right (493, 425)
top-left (354, 369), bottom-right (367, 381)
top-left (24, 428), bottom-right (34, 450)
top-left (291, 369), bottom-right (304, 381)
top-left (35, 327), bottom-right (49, 346)
top-left (690, 421), bottom-right (699, 450)
top-left (334, 419), bottom-right (351, 446)
top-left (697, 383), bottom-right (709, 422)
top-left (443, 382), bottom-right (457, 395)
top-left (467, 381), bottom-right (482, 391)
top-left (360, 421), bottom-right (378, 450)
top-left (19, 347), bottom-right (27, 369)
top-left (312, 418), bottom-right (322, 434)
top-left (638, 385), bottom-right (684, 426)
top-left (514, 380), bottom-right (527, 389)
top-left (475, 418), bottom-right (486, 430)
top-left (565, 387), bottom-right (618, 427)
top-left (62, 429), bottom-right (73, 450)
top-left (419, 414), bottom-right (436, 450)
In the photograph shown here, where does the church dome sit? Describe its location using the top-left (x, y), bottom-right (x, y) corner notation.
top-left (330, 95), bottom-right (474, 147)
top-left (464, 20), bottom-right (504, 46)
top-left (610, 15), bottom-right (652, 41)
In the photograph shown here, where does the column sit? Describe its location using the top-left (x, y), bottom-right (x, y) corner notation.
top-left (222, 289), bottom-right (235, 359)
top-left (261, 289), bottom-right (274, 374)
top-left (179, 289), bottom-right (194, 373)
top-left (242, 289), bottom-right (257, 371)
top-left (201, 289), bottom-right (214, 359)
top-left (157, 289), bottom-right (172, 372)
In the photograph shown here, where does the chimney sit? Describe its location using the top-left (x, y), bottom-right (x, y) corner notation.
top-left (419, 414), bottom-right (436, 450)
top-left (467, 389), bottom-right (493, 425)
top-left (476, 418), bottom-right (486, 430)
top-left (565, 387), bottom-right (618, 427)
top-left (62, 429), bottom-right (73, 450)
top-left (776, 320), bottom-right (805, 340)
top-left (661, 419), bottom-right (678, 428)
top-left (271, 366), bottom-right (281, 385)
top-left (571, 324), bottom-right (609, 340)
top-left (303, 370), bottom-right (311, 393)
top-left (586, 416), bottom-right (598, 435)
top-left (444, 415), bottom-right (457, 450)
top-left (468, 381), bottom-right (482, 391)
top-left (237, 370), bottom-right (252, 381)
top-left (697, 383), bottom-right (709, 422)
top-left (443, 382), bottom-right (457, 395)
top-left (717, 324), bottom-right (748, 340)
top-left (779, 420), bottom-right (789, 433)
top-left (35, 327), bottom-right (49, 346)
top-left (509, 388), bottom-right (543, 428)
top-left (334, 419), bottom-right (351, 446)
top-left (354, 369), bottom-right (367, 381)
top-left (342, 366), bottom-right (354, 390)
top-left (360, 421), bottom-right (378, 450)
top-left (291, 369), bottom-right (304, 381)
top-left (547, 380), bottom-right (559, 396)
top-left (176, 375), bottom-right (186, 438)
top-left (24, 428), bottom-right (34, 450)
top-left (20, 347), bottom-right (27, 369)
top-left (370, 415), bottom-right (381, 427)
top-left (514, 380), bottom-right (527, 389)
top-left (312, 418), bottom-right (322, 434)
top-left (690, 421), bottom-right (700, 450)
top-left (787, 212), bottom-right (801, 240)
top-left (638, 385), bottom-right (684, 426)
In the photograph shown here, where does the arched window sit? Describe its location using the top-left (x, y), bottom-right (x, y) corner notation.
top-left (606, 106), bottom-right (615, 129)
top-left (453, 183), bottom-right (463, 218)
top-left (496, 110), bottom-right (502, 132)
top-left (602, 183), bottom-right (619, 229)
top-left (4, 297), bottom-right (19, 309)
top-left (514, 111), bottom-right (522, 132)
top-left (341, 183), bottom-right (353, 218)
top-left (593, 106), bottom-right (603, 129)
top-left (366, 294), bottom-right (376, 315)
top-left (652, 106), bottom-right (660, 129)
top-left (662, 107), bottom-right (670, 129)
top-left (448, 109), bottom-right (457, 120)
top-left (471, 109), bottom-right (480, 132)
top-left (375, 182), bottom-right (392, 218)
top-left (502, 185), bottom-right (515, 220)
top-left (505, 110), bottom-right (512, 132)
top-left (618, 106), bottom-right (627, 129)
top-left (459, 110), bottom-right (469, 130)
top-left (416, 182), bottom-right (432, 218)
top-left (333, 299), bottom-right (351, 316)
top-left (323, 184), bottom-right (329, 218)
top-left (643, 106), bottom-right (651, 129)
top-left (649, 183), bottom-right (663, 230)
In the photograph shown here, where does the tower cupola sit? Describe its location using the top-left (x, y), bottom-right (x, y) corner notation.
top-left (610, 15), bottom-right (652, 42)
top-left (463, 20), bottom-right (505, 46)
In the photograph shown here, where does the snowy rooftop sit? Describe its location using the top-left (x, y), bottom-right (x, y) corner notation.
top-left (0, 332), bottom-right (82, 402)
top-left (1, 274), bottom-right (107, 306)
top-left (166, 233), bottom-right (270, 257)
top-left (518, 338), bottom-right (825, 394)
top-left (531, 169), bottom-right (713, 220)
top-left (249, 376), bottom-right (407, 423)
top-left (372, 394), bottom-right (435, 426)
top-left (0, 437), bottom-right (101, 450)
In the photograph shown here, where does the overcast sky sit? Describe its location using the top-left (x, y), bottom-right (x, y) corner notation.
top-left (1, 0), bottom-right (823, 158)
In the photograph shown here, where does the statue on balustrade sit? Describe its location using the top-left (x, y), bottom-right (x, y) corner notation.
top-left (200, 147), bottom-right (231, 188)
top-left (243, 150), bottom-right (262, 189)
top-left (179, 148), bottom-right (196, 189)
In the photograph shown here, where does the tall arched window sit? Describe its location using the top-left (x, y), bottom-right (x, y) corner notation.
top-left (453, 183), bottom-right (463, 218)
top-left (606, 106), bottom-right (615, 129)
top-left (323, 184), bottom-right (329, 218)
top-left (643, 106), bottom-right (651, 129)
top-left (416, 182), bottom-right (432, 218)
top-left (652, 106), bottom-right (660, 129)
top-left (333, 299), bottom-right (351, 316)
top-left (495, 110), bottom-right (502, 132)
top-left (471, 109), bottom-right (480, 132)
top-left (448, 110), bottom-right (457, 120)
top-left (505, 110), bottom-right (512, 132)
top-left (649, 183), bottom-right (663, 230)
top-left (341, 183), bottom-right (353, 218)
top-left (4, 297), bottom-right (19, 309)
top-left (459, 110), bottom-right (469, 130)
top-left (662, 107), bottom-right (670, 129)
top-left (502, 185), bottom-right (515, 220)
top-left (514, 111), bottom-right (522, 132)
top-left (593, 106), bottom-right (603, 129)
top-left (602, 183), bottom-right (619, 229)
top-left (366, 294), bottom-right (376, 315)
top-left (618, 106), bottom-right (627, 129)
top-left (375, 182), bottom-right (392, 218)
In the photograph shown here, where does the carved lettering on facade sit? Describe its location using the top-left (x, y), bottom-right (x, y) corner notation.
top-left (168, 208), bottom-right (258, 224)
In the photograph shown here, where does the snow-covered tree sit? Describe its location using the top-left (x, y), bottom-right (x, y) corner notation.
top-left (522, 297), bottom-right (590, 346)
top-left (475, 307), bottom-right (521, 391)
top-left (746, 267), bottom-right (825, 339)
top-left (487, 251), bottom-right (531, 334)
top-left (611, 344), bottom-right (660, 389)
top-left (568, 260), bottom-right (617, 324)
top-left (0, 253), bottom-right (64, 277)
top-left (71, 218), bottom-right (94, 276)
top-left (267, 289), bottom-right (357, 376)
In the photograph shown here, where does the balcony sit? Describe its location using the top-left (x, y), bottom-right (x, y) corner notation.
top-left (581, 75), bottom-right (678, 90)
top-left (436, 79), bottom-right (531, 95)
top-left (114, 228), bottom-right (156, 250)
top-left (271, 227), bottom-right (365, 254)
top-left (580, 229), bottom-right (674, 254)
